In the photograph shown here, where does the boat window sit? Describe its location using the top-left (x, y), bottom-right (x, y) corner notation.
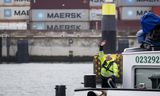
top-left (135, 68), bottom-right (160, 89)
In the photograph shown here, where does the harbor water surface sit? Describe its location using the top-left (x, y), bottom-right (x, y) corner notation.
top-left (0, 62), bottom-right (93, 96)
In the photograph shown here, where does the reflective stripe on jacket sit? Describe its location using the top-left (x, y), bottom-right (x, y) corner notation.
top-left (98, 51), bottom-right (119, 77)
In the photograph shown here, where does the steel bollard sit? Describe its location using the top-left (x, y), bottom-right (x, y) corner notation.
top-left (55, 85), bottom-right (66, 96)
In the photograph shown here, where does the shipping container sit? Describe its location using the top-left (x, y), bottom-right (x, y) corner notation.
top-left (90, 9), bottom-right (102, 21)
top-left (117, 0), bottom-right (160, 6)
top-left (0, 22), bottom-right (27, 30)
top-left (0, 0), bottom-right (30, 6)
top-left (31, 22), bottom-right (90, 31)
top-left (117, 20), bottom-right (140, 33)
top-left (120, 7), bottom-right (152, 20)
top-left (152, 7), bottom-right (160, 16)
top-left (90, 0), bottom-right (104, 7)
top-left (31, 0), bottom-right (89, 9)
top-left (31, 9), bottom-right (89, 21)
top-left (90, 8), bottom-right (118, 21)
top-left (0, 7), bottom-right (30, 20)
top-left (90, 21), bottom-right (101, 30)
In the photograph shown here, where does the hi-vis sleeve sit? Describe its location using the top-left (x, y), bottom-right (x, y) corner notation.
top-left (113, 62), bottom-right (119, 77)
top-left (98, 45), bottom-right (106, 64)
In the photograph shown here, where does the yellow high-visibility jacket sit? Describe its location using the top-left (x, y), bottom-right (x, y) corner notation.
top-left (98, 50), bottom-right (119, 78)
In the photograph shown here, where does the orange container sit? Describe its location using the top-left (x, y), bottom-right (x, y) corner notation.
top-left (152, 7), bottom-right (160, 16)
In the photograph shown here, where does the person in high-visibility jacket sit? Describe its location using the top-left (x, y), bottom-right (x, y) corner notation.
top-left (98, 40), bottom-right (119, 88)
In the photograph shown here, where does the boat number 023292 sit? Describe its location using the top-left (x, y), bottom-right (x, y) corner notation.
top-left (135, 56), bottom-right (160, 64)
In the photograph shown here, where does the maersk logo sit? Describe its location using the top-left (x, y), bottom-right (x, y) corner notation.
top-left (34, 23), bottom-right (45, 30)
top-left (47, 13), bottom-right (82, 19)
top-left (136, 10), bottom-right (151, 15)
top-left (90, 0), bottom-right (104, 3)
top-left (37, 12), bottom-right (45, 20)
top-left (47, 25), bottom-right (81, 31)
top-left (14, 10), bottom-right (29, 16)
top-left (14, 0), bottom-right (30, 2)
top-left (4, 9), bottom-right (12, 17)
top-left (127, 10), bottom-right (133, 16)
top-left (128, 0), bottom-right (134, 3)
top-left (4, 0), bottom-right (12, 3)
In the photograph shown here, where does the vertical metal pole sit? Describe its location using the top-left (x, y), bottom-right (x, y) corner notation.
top-left (6, 36), bottom-right (10, 63)
top-left (0, 36), bottom-right (2, 63)
top-left (2, 34), bottom-right (9, 62)
top-left (102, 2), bottom-right (116, 53)
top-left (96, 21), bottom-right (98, 30)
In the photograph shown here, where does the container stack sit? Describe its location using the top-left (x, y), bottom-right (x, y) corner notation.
top-left (116, 0), bottom-right (160, 34)
top-left (89, 0), bottom-right (104, 30)
top-left (0, 0), bottom-right (30, 30)
top-left (30, 0), bottom-right (90, 31)
top-left (152, 6), bottom-right (160, 16)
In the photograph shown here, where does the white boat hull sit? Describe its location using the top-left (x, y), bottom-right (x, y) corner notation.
top-left (74, 88), bottom-right (160, 96)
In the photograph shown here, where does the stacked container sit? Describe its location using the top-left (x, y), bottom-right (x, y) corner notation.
top-left (152, 6), bottom-right (160, 16)
top-left (0, 0), bottom-right (30, 30)
top-left (29, 0), bottom-right (100, 57)
top-left (116, 0), bottom-right (160, 33)
top-left (89, 0), bottom-right (119, 30)
top-left (30, 0), bottom-right (90, 31)
top-left (89, 0), bottom-right (104, 30)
